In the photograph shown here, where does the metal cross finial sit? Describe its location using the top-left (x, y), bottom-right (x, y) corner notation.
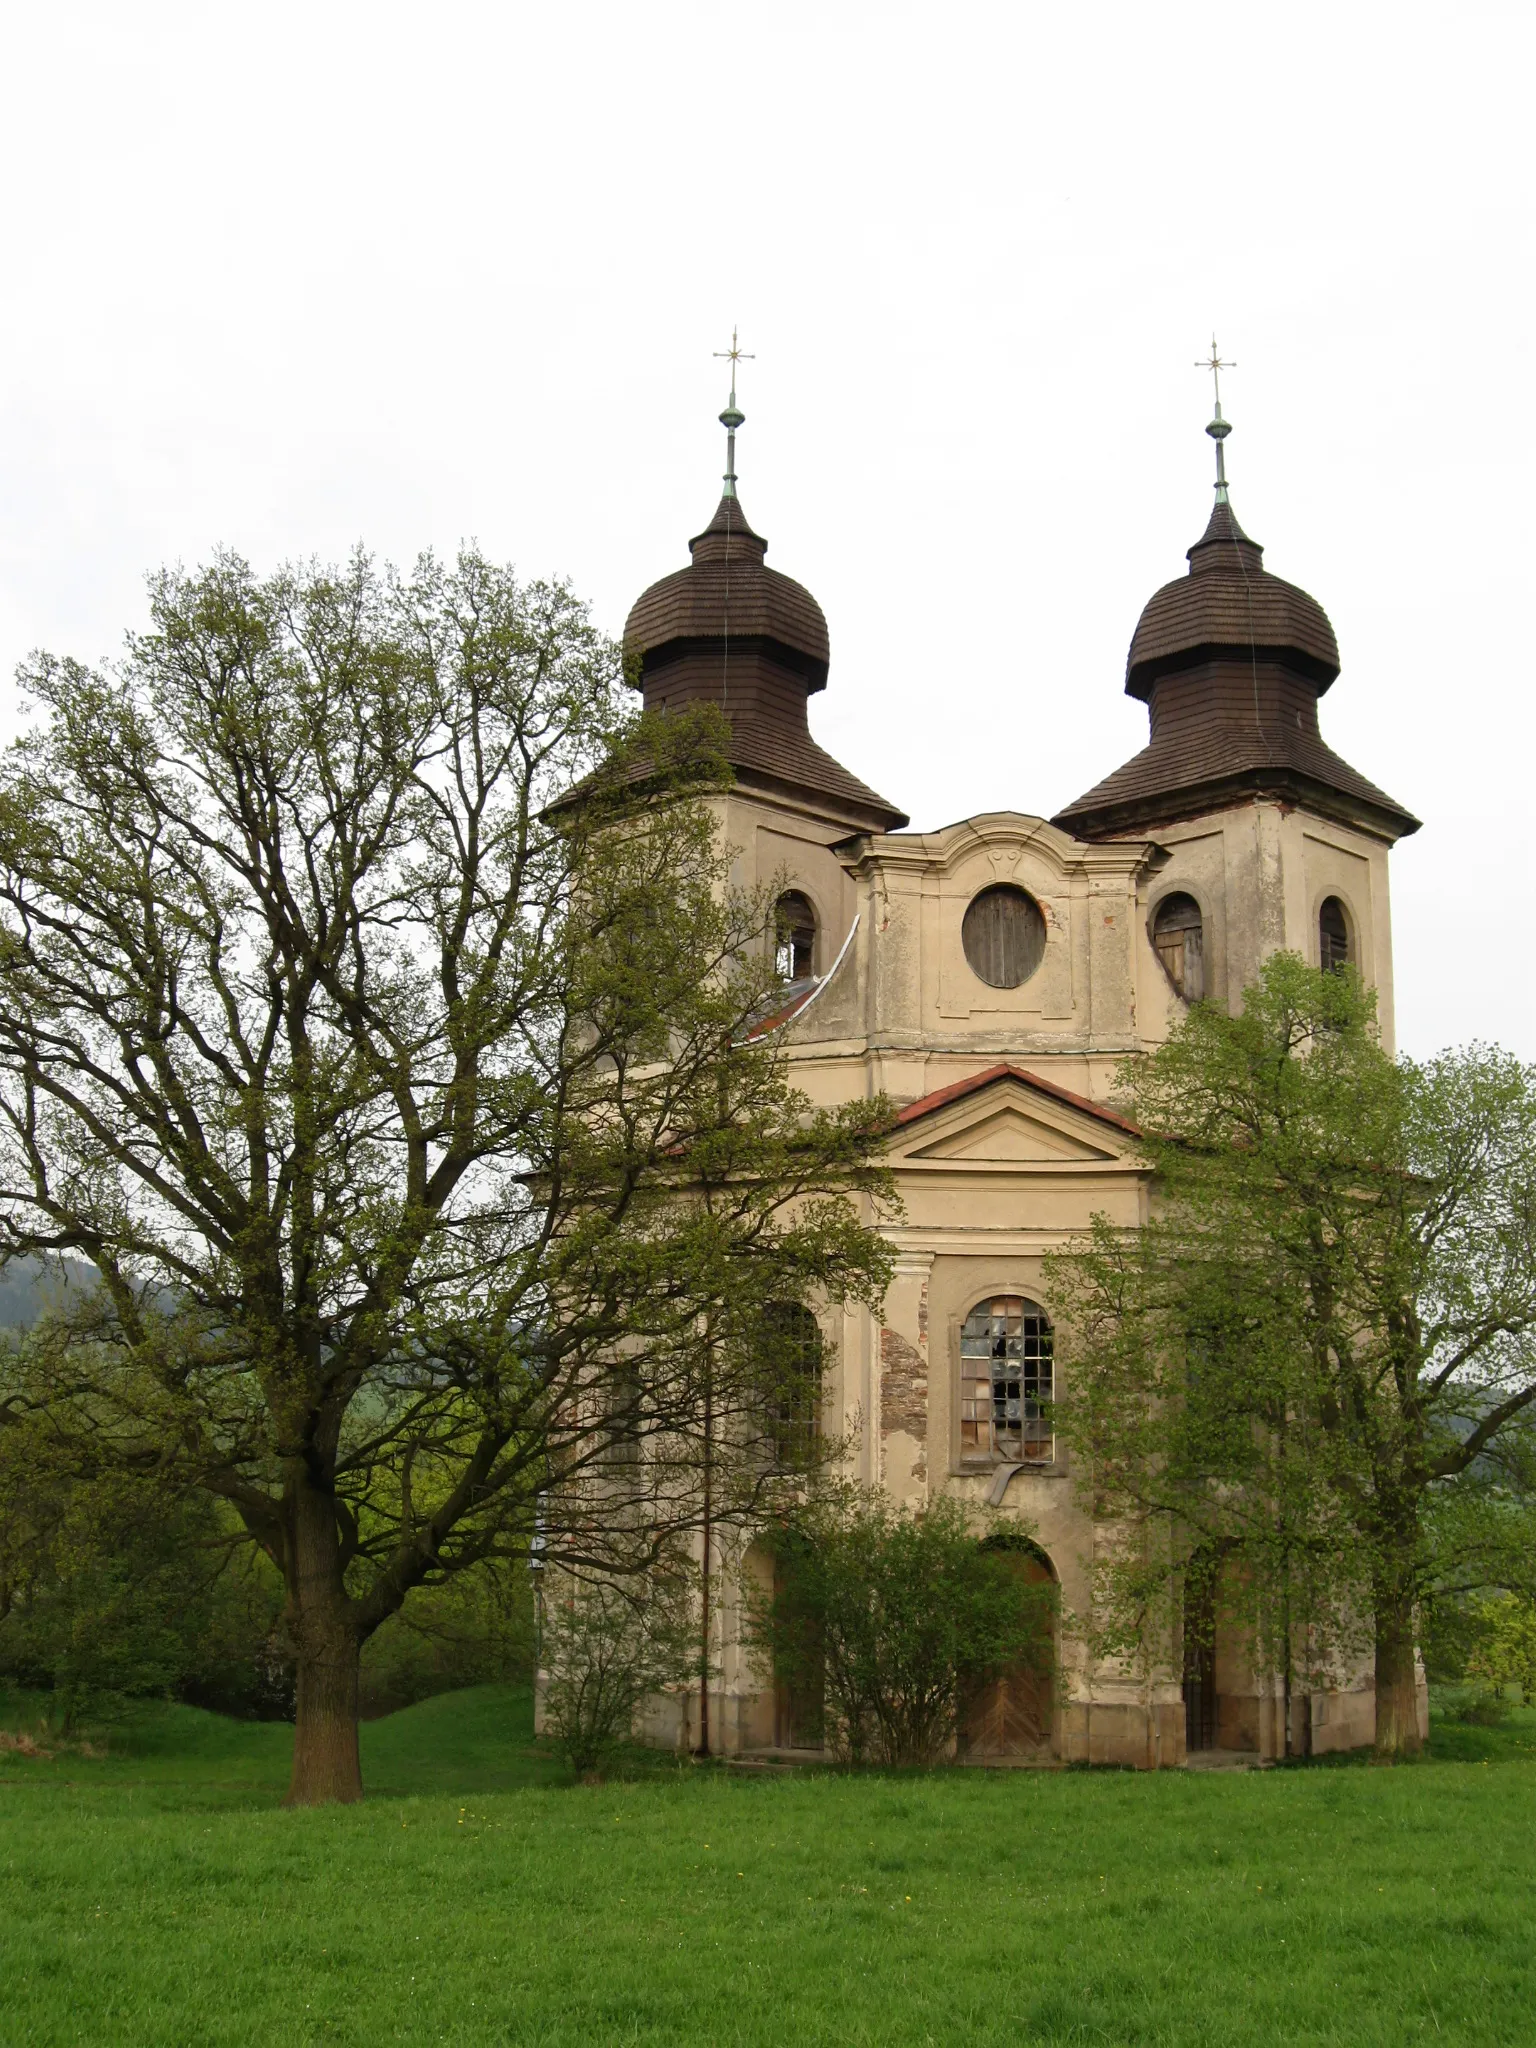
top-left (1196, 335), bottom-right (1236, 501)
top-left (714, 325), bottom-right (754, 409)
top-left (713, 326), bottom-right (754, 498)
top-left (1197, 334), bottom-right (1235, 412)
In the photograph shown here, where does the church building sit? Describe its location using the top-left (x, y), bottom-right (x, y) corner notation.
top-left (622, 355), bottom-right (1421, 1766)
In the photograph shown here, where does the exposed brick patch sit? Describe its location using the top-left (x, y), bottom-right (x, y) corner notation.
top-left (880, 1326), bottom-right (928, 1478)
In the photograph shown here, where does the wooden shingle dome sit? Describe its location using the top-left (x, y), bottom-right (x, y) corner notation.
top-left (1055, 487), bottom-right (1418, 845)
top-left (624, 496), bottom-right (831, 687)
top-left (1125, 499), bottom-right (1340, 697)
top-left (623, 489), bottom-right (906, 832)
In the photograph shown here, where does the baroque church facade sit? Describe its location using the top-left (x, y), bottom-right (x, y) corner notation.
top-left (620, 373), bottom-right (1421, 1767)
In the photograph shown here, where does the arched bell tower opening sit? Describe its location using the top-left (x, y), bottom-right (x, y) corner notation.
top-left (773, 891), bottom-right (818, 983)
top-left (1151, 892), bottom-right (1205, 1001)
top-left (1319, 894), bottom-right (1353, 974)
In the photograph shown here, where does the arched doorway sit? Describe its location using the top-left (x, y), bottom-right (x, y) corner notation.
top-left (1182, 1558), bottom-right (1218, 1752)
top-left (752, 1526), bottom-right (824, 1752)
top-left (962, 1535), bottom-right (1057, 1760)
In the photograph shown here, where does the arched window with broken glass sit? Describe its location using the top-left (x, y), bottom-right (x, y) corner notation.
top-left (959, 1295), bottom-right (1053, 1465)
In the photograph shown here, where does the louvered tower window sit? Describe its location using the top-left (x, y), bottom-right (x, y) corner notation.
top-left (1319, 896), bottom-right (1352, 975)
top-left (1151, 893), bottom-right (1205, 1001)
top-left (774, 893), bottom-right (817, 983)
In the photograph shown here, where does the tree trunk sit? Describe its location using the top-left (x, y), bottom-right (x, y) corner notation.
top-left (284, 1480), bottom-right (364, 1805)
top-left (1373, 1590), bottom-right (1423, 1758)
top-left (287, 1628), bottom-right (364, 1805)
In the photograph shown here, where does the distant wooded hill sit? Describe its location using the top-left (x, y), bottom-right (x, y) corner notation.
top-left (0, 1256), bottom-right (98, 1328)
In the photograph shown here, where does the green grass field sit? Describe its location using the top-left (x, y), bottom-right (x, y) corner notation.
top-left (3, 1687), bottom-right (1534, 2046)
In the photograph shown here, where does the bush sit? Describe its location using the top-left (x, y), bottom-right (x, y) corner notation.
top-left (1420, 1593), bottom-right (1484, 1686)
top-left (1467, 1594), bottom-right (1536, 1706)
top-left (0, 1473), bottom-right (286, 1727)
top-left (539, 1571), bottom-right (697, 1776)
top-left (747, 1488), bottom-right (1056, 1767)
top-left (0, 1422), bottom-right (531, 1724)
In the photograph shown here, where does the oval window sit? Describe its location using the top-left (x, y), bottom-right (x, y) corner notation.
top-left (962, 885), bottom-right (1046, 990)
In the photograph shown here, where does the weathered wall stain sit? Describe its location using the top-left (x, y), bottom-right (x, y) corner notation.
top-left (880, 1324), bottom-right (927, 1484)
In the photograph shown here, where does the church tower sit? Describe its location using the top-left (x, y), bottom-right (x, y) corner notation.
top-left (1053, 356), bottom-right (1419, 1047)
top-left (621, 345), bottom-right (905, 1012)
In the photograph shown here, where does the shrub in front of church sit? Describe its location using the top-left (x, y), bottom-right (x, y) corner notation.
top-left (747, 1490), bottom-right (1055, 1766)
top-left (539, 1569), bottom-right (698, 1777)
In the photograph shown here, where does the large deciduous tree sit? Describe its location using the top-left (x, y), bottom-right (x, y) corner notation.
top-left (0, 548), bottom-right (894, 1802)
top-left (1048, 956), bottom-right (1536, 1756)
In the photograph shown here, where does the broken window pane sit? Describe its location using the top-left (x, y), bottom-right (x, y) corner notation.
top-left (958, 1295), bottom-right (1053, 1462)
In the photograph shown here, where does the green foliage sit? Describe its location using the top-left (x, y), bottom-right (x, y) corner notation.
top-left (0, 1465), bottom-right (286, 1727)
top-left (747, 1488), bottom-right (1055, 1766)
top-left (1419, 1590), bottom-right (1485, 1687)
top-left (358, 1566), bottom-right (534, 1717)
top-left (0, 546), bottom-right (897, 1798)
top-left (1048, 955), bottom-right (1536, 1752)
top-left (539, 1569), bottom-right (698, 1776)
top-left (1466, 1593), bottom-right (1536, 1705)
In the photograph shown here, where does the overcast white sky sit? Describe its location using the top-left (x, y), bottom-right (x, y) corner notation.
top-left (0, 2), bottom-right (1530, 1056)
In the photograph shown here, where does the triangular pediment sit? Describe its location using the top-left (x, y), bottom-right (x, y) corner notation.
top-left (907, 1103), bottom-right (1111, 1163)
top-left (887, 1068), bottom-right (1139, 1171)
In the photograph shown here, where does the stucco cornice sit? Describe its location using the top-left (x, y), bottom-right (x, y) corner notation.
top-left (834, 810), bottom-right (1163, 884)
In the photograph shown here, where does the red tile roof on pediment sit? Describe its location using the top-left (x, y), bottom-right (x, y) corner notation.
top-left (892, 1063), bottom-right (1141, 1137)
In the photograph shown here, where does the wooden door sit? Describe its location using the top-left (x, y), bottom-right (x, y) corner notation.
top-left (1182, 1563), bottom-right (1217, 1751)
top-left (963, 1549), bottom-right (1055, 1759)
top-left (773, 1552), bottom-right (824, 1750)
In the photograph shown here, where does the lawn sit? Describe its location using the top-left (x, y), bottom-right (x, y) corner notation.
top-left (2, 1687), bottom-right (1534, 2046)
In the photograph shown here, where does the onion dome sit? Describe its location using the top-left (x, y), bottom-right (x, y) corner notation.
top-left (1124, 498), bottom-right (1339, 698)
top-left (1054, 398), bottom-right (1418, 844)
top-left (624, 495), bottom-right (830, 689)
top-left (622, 368), bottom-right (906, 833)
